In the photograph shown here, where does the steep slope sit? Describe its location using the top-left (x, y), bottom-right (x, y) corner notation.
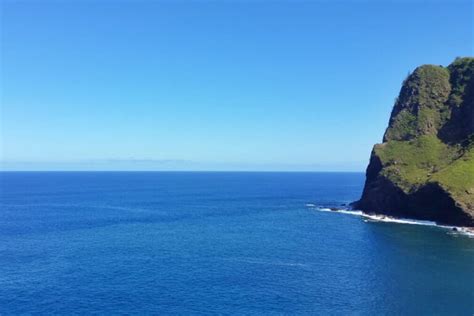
top-left (353, 57), bottom-right (474, 227)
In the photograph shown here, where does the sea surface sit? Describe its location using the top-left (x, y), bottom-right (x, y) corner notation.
top-left (0, 172), bottom-right (473, 315)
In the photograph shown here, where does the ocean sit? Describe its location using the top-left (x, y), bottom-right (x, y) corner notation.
top-left (0, 172), bottom-right (473, 315)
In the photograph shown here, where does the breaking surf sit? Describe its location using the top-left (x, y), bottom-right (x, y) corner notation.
top-left (306, 204), bottom-right (474, 238)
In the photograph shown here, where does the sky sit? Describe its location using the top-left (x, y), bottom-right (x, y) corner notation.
top-left (1, 0), bottom-right (473, 171)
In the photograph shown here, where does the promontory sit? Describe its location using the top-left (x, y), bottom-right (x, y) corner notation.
top-left (353, 57), bottom-right (474, 227)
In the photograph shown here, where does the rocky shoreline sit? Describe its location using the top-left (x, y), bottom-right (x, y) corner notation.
top-left (309, 204), bottom-right (474, 237)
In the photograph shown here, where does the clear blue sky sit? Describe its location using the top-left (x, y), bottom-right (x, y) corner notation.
top-left (1, 0), bottom-right (472, 171)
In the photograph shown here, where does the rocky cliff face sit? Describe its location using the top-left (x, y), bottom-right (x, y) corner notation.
top-left (353, 57), bottom-right (474, 227)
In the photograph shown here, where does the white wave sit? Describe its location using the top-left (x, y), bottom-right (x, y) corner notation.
top-left (454, 228), bottom-right (474, 238)
top-left (307, 204), bottom-right (362, 215)
top-left (361, 213), bottom-right (437, 226)
top-left (318, 207), bottom-right (364, 216)
top-left (306, 204), bottom-right (474, 238)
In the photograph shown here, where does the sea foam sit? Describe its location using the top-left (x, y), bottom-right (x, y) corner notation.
top-left (307, 204), bottom-right (474, 238)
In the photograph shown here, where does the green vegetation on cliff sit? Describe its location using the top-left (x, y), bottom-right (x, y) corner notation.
top-left (355, 57), bottom-right (474, 226)
top-left (374, 135), bottom-right (460, 191)
top-left (383, 65), bottom-right (451, 141)
top-left (432, 146), bottom-right (474, 211)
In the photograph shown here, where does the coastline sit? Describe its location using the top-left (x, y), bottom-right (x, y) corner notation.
top-left (306, 204), bottom-right (474, 238)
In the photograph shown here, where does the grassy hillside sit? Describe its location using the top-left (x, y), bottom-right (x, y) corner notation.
top-left (374, 135), bottom-right (460, 192)
top-left (432, 146), bottom-right (474, 210)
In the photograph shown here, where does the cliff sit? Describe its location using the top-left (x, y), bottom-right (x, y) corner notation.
top-left (353, 57), bottom-right (474, 227)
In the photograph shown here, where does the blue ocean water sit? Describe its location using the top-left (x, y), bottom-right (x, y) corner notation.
top-left (0, 172), bottom-right (473, 315)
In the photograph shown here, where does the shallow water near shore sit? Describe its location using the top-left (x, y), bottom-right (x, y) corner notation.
top-left (1, 172), bottom-right (473, 314)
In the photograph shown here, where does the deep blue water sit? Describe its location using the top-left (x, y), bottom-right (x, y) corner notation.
top-left (0, 172), bottom-right (473, 315)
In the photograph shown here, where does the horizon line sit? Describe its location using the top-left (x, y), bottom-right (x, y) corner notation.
top-left (0, 170), bottom-right (365, 173)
